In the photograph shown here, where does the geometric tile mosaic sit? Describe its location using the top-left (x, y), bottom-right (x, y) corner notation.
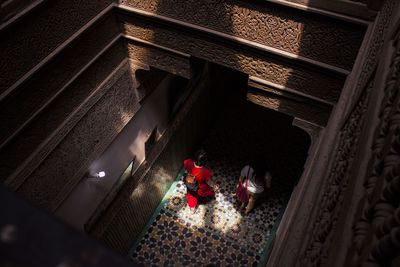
top-left (129, 166), bottom-right (289, 266)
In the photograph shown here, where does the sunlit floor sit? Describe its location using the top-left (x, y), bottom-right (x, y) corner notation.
top-left (129, 98), bottom-right (307, 266)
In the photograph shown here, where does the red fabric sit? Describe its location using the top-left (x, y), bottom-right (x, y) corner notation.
top-left (184, 159), bottom-right (214, 208)
top-left (236, 180), bottom-right (249, 203)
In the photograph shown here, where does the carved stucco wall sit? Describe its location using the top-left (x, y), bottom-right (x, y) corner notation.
top-left (120, 15), bottom-right (345, 104)
top-left (116, 0), bottom-right (365, 126)
top-left (0, 0), bottom-right (115, 95)
top-left (126, 41), bottom-right (191, 79)
top-left (120, 0), bottom-right (365, 71)
top-left (0, 0), bottom-right (380, 264)
top-left (264, 0), bottom-right (398, 266)
top-left (1, 0), bottom-right (367, 198)
top-left (301, 72), bottom-right (374, 266)
top-left (247, 81), bottom-right (332, 126)
top-left (0, 14), bottom-right (121, 148)
top-left (88, 64), bottom-right (215, 253)
top-left (16, 60), bottom-right (139, 212)
top-left (2, 41), bottom-right (127, 187)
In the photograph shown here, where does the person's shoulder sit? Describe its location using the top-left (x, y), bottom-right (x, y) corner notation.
top-left (184, 159), bottom-right (194, 168)
top-left (184, 158), bottom-right (194, 164)
top-left (241, 164), bottom-right (250, 171)
top-left (203, 167), bottom-right (212, 176)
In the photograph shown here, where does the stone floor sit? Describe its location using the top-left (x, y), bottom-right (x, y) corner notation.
top-left (129, 97), bottom-right (309, 266)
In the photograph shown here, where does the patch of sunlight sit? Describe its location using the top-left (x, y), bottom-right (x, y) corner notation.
top-left (151, 166), bottom-right (172, 185)
top-left (120, 110), bottom-right (134, 125)
top-left (211, 192), bottom-right (243, 234)
top-left (176, 205), bottom-right (206, 229)
top-left (130, 182), bottom-right (146, 199)
top-left (247, 90), bottom-right (283, 111)
top-left (152, 173), bottom-right (174, 199)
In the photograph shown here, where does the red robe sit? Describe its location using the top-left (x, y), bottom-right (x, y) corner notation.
top-left (184, 159), bottom-right (214, 208)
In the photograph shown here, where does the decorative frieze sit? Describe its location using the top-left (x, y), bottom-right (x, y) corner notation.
top-left (121, 15), bottom-right (345, 104)
top-left (350, 0), bottom-right (396, 100)
top-left (119, 0), bottom-right (366, 70)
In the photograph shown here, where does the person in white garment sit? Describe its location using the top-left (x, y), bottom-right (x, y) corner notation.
top-left (238, 158), bottom-right (272, 215)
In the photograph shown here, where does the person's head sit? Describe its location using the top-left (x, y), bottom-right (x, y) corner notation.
top-left (194, 149), bottom-right (207, 166)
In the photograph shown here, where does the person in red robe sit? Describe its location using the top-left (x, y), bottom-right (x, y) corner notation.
top-left (184, 149), bottom-right (218, 213)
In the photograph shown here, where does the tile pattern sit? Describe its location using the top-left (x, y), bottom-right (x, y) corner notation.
top-left (130, 98), bottom-right (308, 266)
top-left (130, 167), bottom-right (289, 266)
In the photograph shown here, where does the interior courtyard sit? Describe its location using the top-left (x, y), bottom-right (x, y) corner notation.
top-left (1, 0), bottom-right (399, 266)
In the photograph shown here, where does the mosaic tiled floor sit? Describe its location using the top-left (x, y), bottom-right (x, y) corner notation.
top-left (129, 169), bottom-right (288, 266)
top-left (129, 97), bottom-right (307, 266)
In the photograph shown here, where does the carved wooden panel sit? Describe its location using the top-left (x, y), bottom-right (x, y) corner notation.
top-left (299, 0), bottom-right (398, 265)
top-left (301, 77), bottom-right (373, 266)
top-left (347, 22), bottom-right (400, 266)
top-left (120, 0), bottom-right (366, 70)
top-left (16, 66), bottom-right (140, 211)
top-left (351, 0), bottom-right (396, 101)
top-left (120, 15), bottom-right (345, 103)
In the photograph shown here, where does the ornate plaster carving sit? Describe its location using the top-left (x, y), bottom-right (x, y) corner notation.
top-left (351, 0), bottom-right (396, 100)
top-left (247, 87), bottom-right (331, 126)
top-left (299, 1), bottom-right (398, 265)
top-left (121, 16), bottom-right (345, 103)
top-left (0, 15), bottom-right (121, 149)
top-left (301, 73), bottom-right (374, 267)
top-left (2, 42), bottom-right (127, 188)
top-left (0, 0), bottom-right (115, 95)
top-left (16, 65), bottom-right (140, 211)
top-left (119, 0), bottom-right (365, 70)
top-left (126, 41), bottom-right (191, 79)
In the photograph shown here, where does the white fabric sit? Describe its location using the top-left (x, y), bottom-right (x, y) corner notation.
top-left (240, 165), bottom-right (271, 194)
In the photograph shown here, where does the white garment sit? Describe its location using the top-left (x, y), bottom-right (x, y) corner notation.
top-left (240, 165), bottom-right (271, 194)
